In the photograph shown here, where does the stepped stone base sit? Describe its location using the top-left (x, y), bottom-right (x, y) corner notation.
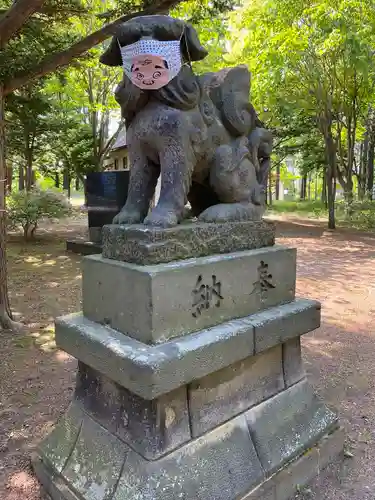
top-left (33, 428), bottom-right (344, 500)
top-left (34, 220), bottom-right (343, 500)
top-left (32, 379), bottom-right (342, 500)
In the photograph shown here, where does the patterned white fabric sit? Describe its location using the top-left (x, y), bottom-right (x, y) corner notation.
top-left (119, 38), bottom-right (182, 90)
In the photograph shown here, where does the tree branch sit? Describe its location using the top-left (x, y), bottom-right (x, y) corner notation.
top-left (0, 0), bottom-right (46, 49)
top-left (3, 0), bottom-right (181, 95)
top-left (100, 122), bottom-right (123, 163)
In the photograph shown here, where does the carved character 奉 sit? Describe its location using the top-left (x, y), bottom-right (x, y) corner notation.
top-left (100, 15), bottom-right (272, 227)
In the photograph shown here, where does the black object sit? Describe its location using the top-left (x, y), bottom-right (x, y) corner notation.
top-left (66, 239), bottom-right (102, 256)
top-left (84, 171), bottom-right (130, 229)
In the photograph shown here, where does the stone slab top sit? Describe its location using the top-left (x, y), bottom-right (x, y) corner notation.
top-left (102, 220), bottom-right (275, 265)
top-left (55, 298), bottom-right (320, 400)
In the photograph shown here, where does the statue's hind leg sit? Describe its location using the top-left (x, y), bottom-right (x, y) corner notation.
top-left (198, 138), bottom-right (265, 223)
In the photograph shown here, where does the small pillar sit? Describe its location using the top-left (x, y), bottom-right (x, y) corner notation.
top-left (33, 220), bottom-right (344, 500)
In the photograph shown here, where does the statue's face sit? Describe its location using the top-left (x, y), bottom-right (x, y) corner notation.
top-left (130, 55), bottom-right (169, 88)
top-left (119, 37), bottom-right (183, 90)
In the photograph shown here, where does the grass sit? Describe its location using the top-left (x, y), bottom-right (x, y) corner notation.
top-left (267, 200), bottom-right (327, 218)
top-left (267, 199), bottom-right (375, 230)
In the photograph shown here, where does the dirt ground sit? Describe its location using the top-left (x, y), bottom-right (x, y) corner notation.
top-left (0, 214), bottom-right (375, 499)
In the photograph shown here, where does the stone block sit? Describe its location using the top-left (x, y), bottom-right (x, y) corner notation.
top-left (245, 380), bottom-right (339, 475)
top-left (55, 299), bottom-right (320, 400)
top-left (88, 227), bottom-right (102, 244)
top-left (82, 245), bottom-right (296, 343)
top-left (282, 337), bottom-right (306, 387)
top-left (240, 427), bottom-right (345, 500)
top-left (62, 416), bottom-right (126, 500)
top-left (32, 455), bottom-right (80, 500)
top-left (254, 299), bottom-right (321, 353)
top-left (38, 403), bottom-right (84, 473)
top-left (113, 414), bottom-right (264, 500)
top-left (75, 362), bottom-right (191, 459)
top-left (188, 345), bottom-right (285, 437)
top-left (32, 421), bottom-right (344, 500)
top-left (102, 220), bottom-right (275, 265)
top-left (66, 239), bottom-right (102, 256)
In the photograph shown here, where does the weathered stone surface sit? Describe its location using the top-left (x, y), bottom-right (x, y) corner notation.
top-left (245, 380), bottom-right (339, 475)
top-left (62, 417), bottom-right (126, 500)
top-left (32, 455), bottom-right (79, 500)
top-left (32, 422), bottom-right (344, 500)
top-left (282, 337), bottom-right (306, 387)
top-left (82, 245), bottom-right (296, 343)
top-left (38, 403), bottom-right (84, 473)
top-left (188, 345), bottom-right (285, 437)
top-left (102, 220), bottom-right (275, 265)
top-left (113, 413), bottom-right (264, 500)
top-left (55, 299), bottom-right (320, 400)
top-left (254, 299), bottom-right (321, 353)
top-left (75, 362), bottom-right (191, 459)
top-left (240, 427), bottom-right (345, 500)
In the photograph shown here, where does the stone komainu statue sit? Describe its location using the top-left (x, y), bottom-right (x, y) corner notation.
top-left (100, 15), bottom-right (272, 227)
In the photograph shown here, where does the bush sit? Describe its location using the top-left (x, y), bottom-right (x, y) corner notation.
top-left (336, 200), bottom-right (375, 229)
top-left (7, 188), bottom-right (71, 239)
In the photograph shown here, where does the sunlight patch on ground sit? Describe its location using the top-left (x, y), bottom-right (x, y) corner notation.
top-left (24, 256), bottom-right (41, 264)
top-left (7, 470), bottom-right (36, 491)
top-left (54, 350), bottom-right (72, 363)
top-left (30, 325), bottom-right (56, 352)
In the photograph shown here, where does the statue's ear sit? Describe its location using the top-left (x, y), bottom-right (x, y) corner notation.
top-left (100, 37), bottom-right (122, 67)
top-left (181, 23), bottom-right (208, 62)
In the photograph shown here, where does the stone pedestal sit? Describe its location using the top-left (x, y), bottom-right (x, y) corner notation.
top-left (33, 221), bottom-right (343, 500)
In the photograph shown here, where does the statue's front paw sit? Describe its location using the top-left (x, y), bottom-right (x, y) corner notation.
top-left (113, 210), bottom-right (143, 225)
top-left (144, 208), bottom-right (179, 228)
top-left (199, 203), bottom-right (264, 222)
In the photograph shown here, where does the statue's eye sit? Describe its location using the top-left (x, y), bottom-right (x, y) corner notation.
top-left (153, 71), bottom-right (162, 79)
top-left (136, 73), bottom-right (144, 80)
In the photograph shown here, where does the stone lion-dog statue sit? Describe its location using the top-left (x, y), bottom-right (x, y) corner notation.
top-left (100, 15), bottom-right (272, 227)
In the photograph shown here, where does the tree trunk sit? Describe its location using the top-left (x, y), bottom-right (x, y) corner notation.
top-left (358, 138), bottom-right (367, 200)
top-left (55, 172), bottom-right (60, 188)
top-left (324, 128), bottom-right (336, 228)
top-left (275, 164), bottom-right (280, 201)
top-left (268, 169), bottom-right (273, 206)
top-left (63, 168), bottom-right (70, 198)
top-left (19, 164), bottom-right (25, 190)
top-left (300, 174), bottom-right (307, 200)
top-left (314, 172), bottom-right (318, 200)
top-left (367, 139), bottom-right (374, 200)
top-left (326, 170), bottom-right (336, 230)
top-left (321, 170), bottom-right (327, 207)
top-left (6, 165), bottom-right (12, 193)
top-left (0, 85), bottom-right (18, 331)
top-left (25, 147), bottom-right (33, 191)
top-left (75, 177), bottom-right (80, 191)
